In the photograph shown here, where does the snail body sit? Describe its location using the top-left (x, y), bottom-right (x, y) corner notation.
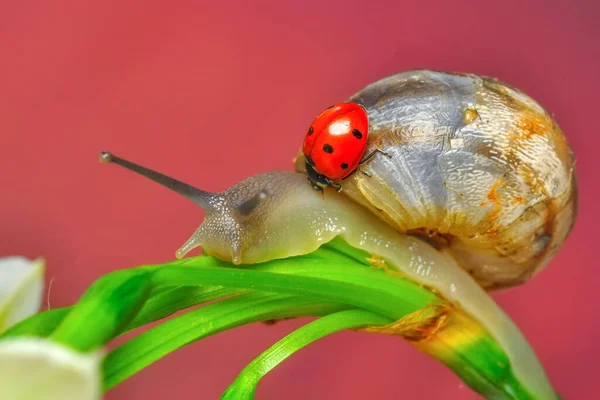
top-left (100, 69), bottom-right (576, 400)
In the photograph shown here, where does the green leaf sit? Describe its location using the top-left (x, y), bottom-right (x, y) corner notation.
top-left (148, 260), bottom-right (437, 321)
top-left (102, 242), bottom-right (439, 389)
top-left (51, 269), bottom-right (153, 351)
top-left (222, 309), bottom-right (393, 399)
top-left (103, 292), bottom-right (349, 389)
top-left (0, 286), bottom-right (242, 339)
top-left (128, 286), bottom-right (242, 331)
top-left (0, 238), bottom-right (558, 399)
top-left (1, 307), bottom-right (70, 338)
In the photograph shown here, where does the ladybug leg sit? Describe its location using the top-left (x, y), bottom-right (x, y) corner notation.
top-left (307, 178), bottom-right (324, 193)
top-left (326, 179), bottom-right (342, 192)
top-left (356, 148), bottom-right (391, 178)
top-left (340, 148), bottom-right (392, 183)
top-left (359, 148), bottom-right (392, 166)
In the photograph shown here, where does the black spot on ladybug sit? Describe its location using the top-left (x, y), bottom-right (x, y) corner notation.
top-left (340, 163), bottom-right (349, 170)
top-left (308, 127), bottom-right (314, 135)
top-left (327, 105), bottom-right (334, 109)
top-left (323, 144), bottom-right (334, 154)
top-left (352, 129), bottom-right (363, 139)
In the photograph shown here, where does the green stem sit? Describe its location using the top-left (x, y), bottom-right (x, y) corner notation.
top-left (221, 309), bottom-right (393, 399)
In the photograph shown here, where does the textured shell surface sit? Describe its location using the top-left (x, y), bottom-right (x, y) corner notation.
top-left (297, 70), bottom-right (577, 290)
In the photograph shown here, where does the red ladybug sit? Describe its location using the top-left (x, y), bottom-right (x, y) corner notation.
top-left (302, 102), bottom-right (388, 192)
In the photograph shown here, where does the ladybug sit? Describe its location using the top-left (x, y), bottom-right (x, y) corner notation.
top-left (302, 102), bottom-right (389, 192)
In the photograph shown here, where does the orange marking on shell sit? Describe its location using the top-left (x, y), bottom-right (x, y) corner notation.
top-left (462, 107), bottom-right (480, 125)
top-left (507, 113), bottom-right (549, 142)
top-left (512, 196), bottom-right (526, 205)
top-left (485, 179), bottom-right (505, 236)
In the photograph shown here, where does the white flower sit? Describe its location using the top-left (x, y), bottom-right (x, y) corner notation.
top-left (0, 256), bottom-right (103, 399)
top-left (0, 337), bottom-right (103, 400)
top-left (0, 256), bottom-right (45, 333)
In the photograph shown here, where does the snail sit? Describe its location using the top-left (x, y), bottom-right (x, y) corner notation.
top-left (100, 69), bottom-right (577, 399)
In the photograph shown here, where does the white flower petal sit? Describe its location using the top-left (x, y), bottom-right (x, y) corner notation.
top-left (0, 338), bottom-right (103, 400)
top-left (0, 256), bottom-right (45, 332)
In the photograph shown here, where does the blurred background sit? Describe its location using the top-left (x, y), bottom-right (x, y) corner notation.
top-left (1, 0), bottom-right (598, 398)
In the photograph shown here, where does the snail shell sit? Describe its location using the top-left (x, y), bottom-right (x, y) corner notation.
top-left (295, 70), bottom-right (578, 290)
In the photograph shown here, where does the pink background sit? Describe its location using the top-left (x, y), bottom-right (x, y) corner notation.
top-left (1, 1), bottom-right (598, 398)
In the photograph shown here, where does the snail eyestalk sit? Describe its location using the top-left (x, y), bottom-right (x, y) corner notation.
top-left (98, 151), bottom-right (218, 210)
top-left (99, 150), bottom-right (232, 260)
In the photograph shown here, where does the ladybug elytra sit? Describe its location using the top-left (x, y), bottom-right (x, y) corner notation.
top-left (302, 102), bottom-right (389, 192)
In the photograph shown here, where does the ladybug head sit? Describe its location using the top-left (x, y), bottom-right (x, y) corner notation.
top-left (304, 155), bottom-right (334, 192)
